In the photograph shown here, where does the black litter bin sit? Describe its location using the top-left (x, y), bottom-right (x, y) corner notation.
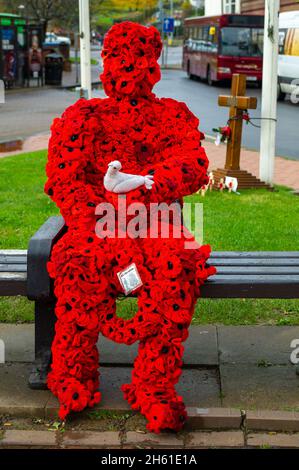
top-left (45, 53), bottom-right (64, 85)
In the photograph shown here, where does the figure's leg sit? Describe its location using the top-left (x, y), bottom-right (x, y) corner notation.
top-left (48, 315), bottom-right (102, 420)
top-left (122, 279), bottom-right (196, 433)
top-left (47, 241), bottom-right (115, 421)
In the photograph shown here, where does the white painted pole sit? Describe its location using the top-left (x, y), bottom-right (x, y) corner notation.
top-left (170, 0), bottom-right (174, 43)
top-left (259, 0), bottom-right (280, 185)
top-left (79, 0), bottom-right (92, 99)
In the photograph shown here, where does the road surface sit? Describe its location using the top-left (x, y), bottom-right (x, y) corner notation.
top-left (1, 69), bottom-right (298, 160)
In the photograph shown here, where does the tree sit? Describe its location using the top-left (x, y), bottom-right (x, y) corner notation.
top-left (0, 0), bottom-right (159, 31)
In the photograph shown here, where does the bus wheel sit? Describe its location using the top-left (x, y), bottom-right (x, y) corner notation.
top-left (187, 62), bottom-right (193, 79)
top-left (277, 83), bottom-right (286, 101)
top-left (207, 67), bottom-right (214, 86)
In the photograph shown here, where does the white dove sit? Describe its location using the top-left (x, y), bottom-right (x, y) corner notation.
top-left (104, 161), bottom-right (155, 194)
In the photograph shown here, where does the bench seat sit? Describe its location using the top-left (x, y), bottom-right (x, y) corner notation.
top-left (0, 216), bottom-right (298, 389)
top-left (1, 250), bottom-right (299, 299)
top-left (2, 222), bottom-right (299, 299)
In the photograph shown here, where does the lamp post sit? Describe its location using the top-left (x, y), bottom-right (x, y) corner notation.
top-left (78, 0), bottom-right (91, 99)
top-left (18, 4), bottom-right (25, 17)
top-left (170, 0), bottom-right (174, 44)
top-left (259, 0), bottom-right (280, 185)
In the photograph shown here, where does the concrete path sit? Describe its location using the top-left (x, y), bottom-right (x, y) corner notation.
top-left (1, 324), bottom-right (299, 448)
top-left (0, 324), bottom-right (299, 420)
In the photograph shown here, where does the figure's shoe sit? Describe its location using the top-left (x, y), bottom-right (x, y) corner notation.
top-left (144, 400), bottom-right (187, 434)
top-left (121, 383), bottom-right (137, 407)
top-left (48, 375), bottom-right (101, 420)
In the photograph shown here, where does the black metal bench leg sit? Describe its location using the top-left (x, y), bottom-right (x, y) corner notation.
top-left (28, 299), bottom-right (56, 390)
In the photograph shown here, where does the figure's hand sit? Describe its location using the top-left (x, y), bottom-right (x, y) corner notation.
top-left (144, 175), bottom-right (155, 190)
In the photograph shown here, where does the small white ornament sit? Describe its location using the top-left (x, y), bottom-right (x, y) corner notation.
top-left (104, 160), bottom-right (154, 194)
top-left (225, 176), bottom-right (238, 193)
top-left (201, 184), bottom-right (208, 196)
top-left (215, 133), bottom-right (221, 146)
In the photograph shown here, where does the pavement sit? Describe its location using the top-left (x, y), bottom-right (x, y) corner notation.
top-left (1, 324), bottom-right (299, 448)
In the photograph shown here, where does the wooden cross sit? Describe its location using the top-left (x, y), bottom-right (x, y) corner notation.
top-left (218, 74), bottom-right (257, 171)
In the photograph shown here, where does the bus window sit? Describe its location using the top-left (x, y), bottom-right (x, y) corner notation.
top-left (203, 26), bottom-right (209, 41)
top-left (220, 27), bottom-right (263, 57)
top-left (251, 28), bottom-right (263, 56)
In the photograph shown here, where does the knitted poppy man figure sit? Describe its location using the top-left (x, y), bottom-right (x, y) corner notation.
top-left (45, 21), bottom-right (216, 433)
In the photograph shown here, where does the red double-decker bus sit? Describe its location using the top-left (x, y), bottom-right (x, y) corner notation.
top-left (183, 14), bottom-right (264, 85)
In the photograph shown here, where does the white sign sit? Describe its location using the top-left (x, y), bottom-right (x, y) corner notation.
top-left (117, 263), bottom-right (143, 295)
top-left (0, 339), bottom-right (5, 364)
top-left (0, 80), bottom-right (5, 104)
top-left (225, 176), bottom-right (239, 193)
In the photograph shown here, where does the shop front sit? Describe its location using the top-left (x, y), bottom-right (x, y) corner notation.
top-left (0, 13), bottom-right (44, 88)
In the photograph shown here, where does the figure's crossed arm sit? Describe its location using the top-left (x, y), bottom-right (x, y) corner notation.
top-left (125, 140), bottom-right (209, 205)
top-left (146, 149), bottom-right (209, 202)
top-left (124, 100), bottom-right (209, 205)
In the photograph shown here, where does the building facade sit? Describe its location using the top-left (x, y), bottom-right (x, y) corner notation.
top-left (241, 0), bottom-right (299, 15)
top-left (205, 0), bottom-right (241, 16)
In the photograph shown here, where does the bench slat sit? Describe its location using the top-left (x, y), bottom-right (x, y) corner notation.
top-left (0, 264), bottom-right (27, 273)
top-left (201, 280), bottom-right (299, 299)
top-left (0, 272), bottom-right (27, 296)
top-left (215, 266), bottom-right (299, 274)
top-left (209, 259), bottom-right (299, 266)
top-left (7, 258), bottom-right (299, 266)
top-left (208, 274), bottom-right (299, 282)
top-left (0, 255), bottom-right (27, 265)
top-left (0, 250), bottom-right (27, 256)
top-left (210, 251), bottom-right (299, 258)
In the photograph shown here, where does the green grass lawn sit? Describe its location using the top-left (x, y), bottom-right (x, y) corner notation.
top-left (0, 150), bottom-right (299, 325)
top-left (69, 57), bottom-right (98, 66)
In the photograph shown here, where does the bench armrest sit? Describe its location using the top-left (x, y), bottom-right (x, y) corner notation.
top-left (27, 216), bottom-right (66, 300)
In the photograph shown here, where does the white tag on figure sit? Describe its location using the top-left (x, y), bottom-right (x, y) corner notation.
top-left (117, 263), bottom-right (143, 295)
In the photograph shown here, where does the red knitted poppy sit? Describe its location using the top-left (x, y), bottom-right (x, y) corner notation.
top-left (45, 21), bottom-right (216, 433)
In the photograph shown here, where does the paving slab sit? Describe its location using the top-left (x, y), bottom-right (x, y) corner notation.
top-left (125, 431), bottom-right (184, 448)
top-left (218, 326), bottom-right (299, 365)
top-left (0, 430), bottom-right (57, 448)
top-left (0, 324), bottom-right (34, 363)
top-left (246, 410), bottom-right (299, 432)
top-left (187, 431), bottom-right (244, 448)
top-left (220, 364), bottom-right (299, 409)
top-left (46, 366), bottom-right (221, 418)
top-left (0, 324), bottom-right (218, 366)
top-left (62, 431), bottom-right (121, 449)
top-left (247, 432), bottom-right (299, 448)
top-left (186, 407), bottom-right (242, 430)
top-left (0, 363), bottom-right (50, 418)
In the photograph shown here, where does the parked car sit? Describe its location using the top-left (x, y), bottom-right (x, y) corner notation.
top-left (45, 32), bottom-right (71, 46)
top-left (278, 11), bottom-right (299, 101)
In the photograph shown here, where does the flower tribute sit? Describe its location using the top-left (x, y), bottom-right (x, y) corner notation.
top-left (45, 22), bottom-right (216, 433)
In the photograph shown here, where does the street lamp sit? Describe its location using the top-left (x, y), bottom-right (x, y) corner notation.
top-left (18, 4), bottom-right (25, 17)
top-left (78, 0), bottom-right (92, 99)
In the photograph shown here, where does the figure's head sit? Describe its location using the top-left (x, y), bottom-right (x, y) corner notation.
top-left (100, 22), bottom-right (162, 99)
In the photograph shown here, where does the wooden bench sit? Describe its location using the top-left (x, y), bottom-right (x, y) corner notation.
top-left (0, 216), bottom-right (299, 389)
